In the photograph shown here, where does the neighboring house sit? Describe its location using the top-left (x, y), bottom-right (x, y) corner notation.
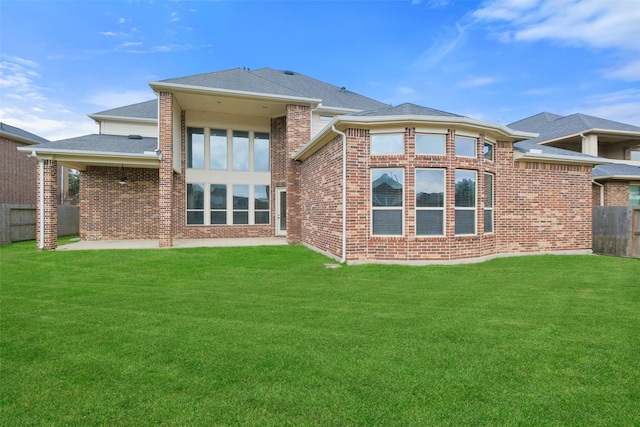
top-left (20, 67), bottom-right (606, 262)
top-left (0, 122), bottom-right (50, 204)
top-left (509, 112), bottom-right (640, 206)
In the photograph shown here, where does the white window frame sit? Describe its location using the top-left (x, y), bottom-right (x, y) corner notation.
top-left (455, 135), bottom-right (477, 158)
top-left (483, 138), bottom-right (495, 161)
top-left (454, 170), bottom-right (477, 236)
top-left (371, 133), bottom-right (404, 155)
top-left (484, 173), bottom-right (494, 234)
top-left (371, 168), bottom-right (404, 236)
top-left (186, 183), bottom-right (205, 225)
top-left (185, 183), bottom-right (270, 226)
top-left (415, 133), bottom-right (446, 156)
top-left (415, 168), bottom-right (446, 236)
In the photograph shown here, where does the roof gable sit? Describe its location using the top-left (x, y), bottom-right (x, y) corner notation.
top-left (351, 103), bottom-right (463, 118)
top-left (0, 122), bottom-right (50, 145)
top-left (91, 100), bottom-right (158, 120)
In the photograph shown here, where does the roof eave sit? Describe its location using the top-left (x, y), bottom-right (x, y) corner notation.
top-left (149, 81), bottom-right (323, 105)
top-left (17, 146), bottom-right (161, 169)
top-left (515, 150), bottom-right (609, 166)
top-left (0, 130), bottom-right (44, 145)
top-left (88, 114), bottom-right (158, 124)
top-left (593, 174), bottom-right (640, 181)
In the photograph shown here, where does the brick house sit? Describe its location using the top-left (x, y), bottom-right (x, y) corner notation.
top-left (509, 112), bottom-right (640, 207)
top-left (20, 68), bottom-right (608, 262)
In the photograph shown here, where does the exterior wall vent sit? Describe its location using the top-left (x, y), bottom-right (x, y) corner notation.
top-left (128, 135), bottom-right (143, 139)
top-left (284, 70), bottom-right (295, 75)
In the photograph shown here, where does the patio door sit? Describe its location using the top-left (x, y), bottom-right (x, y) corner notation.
top-left (276, 188), bottom-right (287, 236)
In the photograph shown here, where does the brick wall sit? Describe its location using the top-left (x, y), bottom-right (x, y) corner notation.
top-left (285, 104), bottom-right (311, 243)
top-left (603, 181), bottom-right (630, 206)
top-left (158, 92), bottom-right (174, 248)
top-left (1, 137), bottom-right (37, 204)
top-left (79, 166), bottom-right (159, 240)
top-left (300, 127), bottom-right (593, 262)
top-left (36, 160), bottom-right (58, 249)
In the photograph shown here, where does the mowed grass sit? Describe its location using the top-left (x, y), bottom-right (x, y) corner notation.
top-left (1, 240), bottom-right (639, 426)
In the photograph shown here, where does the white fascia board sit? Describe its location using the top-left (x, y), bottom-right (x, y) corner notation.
top-left (149, 81), bottom-right (322, 105)
top-left (0, 130), bottom-right (42, 145)
top-left (293, 115), bottom-right (538, 161)
top-left (593, 175), bottom-right (640, 181)
top-left (17, 145), bottom-right (161, 160)
top-left (582, 128), bottom-right (640, 138)
top-left (88, 114), bottom-right (158, 124)
top-left (314, 105), bottom-right (361, 114)
top-left (515, 150), bottom-right (610, 165)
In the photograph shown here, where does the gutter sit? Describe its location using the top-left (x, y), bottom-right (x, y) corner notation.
top-left (332, 124), bottom-right (347, 264)
top-left (592, 180), bottom-right (604, 206)
top-left (87, 114), bottom-right (157, 124)
top-left (17, 146), bottom-right (161, 159)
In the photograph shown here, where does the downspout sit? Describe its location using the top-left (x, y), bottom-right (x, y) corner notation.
top-left (332, 124), bottom-right (347, 264)
top-left (592, 180), bottom-right (604, 206)
top-left (39, 159), bottom-right (45, 250)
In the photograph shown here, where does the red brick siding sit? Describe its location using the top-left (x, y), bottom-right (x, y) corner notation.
top-left (79, 166), bottom-right (159, 240)
top-left (1, 137), bottom-right (37, 204)
top-left (36, 160), bottom-right (58, 249)
top-left (158, 92), bottom-right (174, 247)
top-left (300, 134), bottom-right (344, 257)
top-left (285, 104), bottom-right (311, 243)
top-left (602, 181), bottom-right (630, 206)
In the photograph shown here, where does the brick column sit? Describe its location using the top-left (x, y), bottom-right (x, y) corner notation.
top-left (285, 104), bottom-right (311, 243)
top-left (36, 159), bottom-right (58, 249)
top-left (158, 92), bottom-right (174, 248)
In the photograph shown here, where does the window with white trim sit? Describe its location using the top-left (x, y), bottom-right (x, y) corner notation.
top-left (484, 173), bottom-right (494, 233)
top-left (416, 169), bottom-right (445, 236)
top-left (186, 183), bottom-right (270, 226)
top-left (371, 168), bottom-right (404, 235)
top-left (630, 185), bottom-right (640, 206)
top-left (416, 134), bottom-right (446, 155)
top-left (455, 170), bottom-right (476, 235)
top-left (455, 136), bottom-right (476, 158)
top-left (187, 128), bottom-right (205, 169)
top-left (187, 183), bottom-right (205, 225)
top-left (210, 184), bottom-right (227, 224)
top-left (484, 140), bottom-right (494, 161)
top-left (371, 134), bottom-right (404, 155)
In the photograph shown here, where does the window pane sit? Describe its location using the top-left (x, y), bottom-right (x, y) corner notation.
top-left (187, 128), bottom-right (204, 168)
top-left (631, 185), bottom-right (640, 205)
top-left (210, 184), bottom-right (226, 210)
top-left (371, 134), bottom-right (403, 155)
top-left (210, 212), bottom-right (226, 225)
top-left (455, 171), bottom-right (476, 208)
top-left (187, 211), bottom-right (204, 225)
top-left (210, 129), bottom-right (227, 170)
top-left (416, 210), bottom-right (444, 236)
top-left (484, 173), bottom-right (494, 208)
top-left (484, 142), bottom-right (494, 161)
top-left (233, 185), bottom-right (249, 209)
top-left (372, 169), bottom-right (403, 207)
top-left (254, 133), bottom-right (270, 171)
top-left (233, 212), bottom-right (249, 224)
top-left (416, 134), bottom-right (445, 155)
top-left (187, 184), bottom-right (204, 209)
top-left (455, 210), bottom-right (475, 234)
top-left (416, 169), bottom-right (444, 207)
top-left (484, 210), bottom-right (493, 233)
top-left (372, 210), bottom-right (402, 235)
top-left (233, 131), bottom-right (249, 171)
top-left (255, 211), bottom-right (270, 224)
top-left (455, 136), bottom-right (476, 157)
top-left (254, 185), bottom-right (269, 210)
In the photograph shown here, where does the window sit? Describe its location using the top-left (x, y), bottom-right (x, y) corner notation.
top-left (416, 134), bottom-right (445, 155)
top-left (232, 131), bottom-right (249, 171)
top-left (484, 140), bottom-right (494, 161)
top-left (631, 185), bottom-right (640, 206)
top-left (210, 184), bottom-right (227, 224)
top-left (372, 169), bottom-right (404, 235)
top-left (631, 151), bottom-right (640, 161)
top-left (254, 132), bottom-right (270, 172)
top-left (209, 129), bottom-right (227, 170)
top-left (187, 128), bottom-right (205, 169)
top-left (456, 136), bottom-right (476, 158)
top-left (371, 134), bottom-right (404, 155)
top-left (233, 185), bottom-right (249, 224)
top-left (416, 169), bottom-right (445, 236)
top-left (254, 185), bottom-right (270, 224)
top-left (484, 173), bottom-right (494, 233)
top-left (187, 183), bottom-right (205, 224)
top-left (455, 170), bottom-right (476, 235)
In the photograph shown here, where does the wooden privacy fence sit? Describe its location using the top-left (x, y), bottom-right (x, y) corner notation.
top-left (592, 206), bottom-right (640, 258)
top-left (0, 204), bottom-right (79, 245)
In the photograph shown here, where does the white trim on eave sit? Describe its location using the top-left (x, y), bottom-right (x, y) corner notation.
top-left (149, 81), bottom-right (323, 105)
top-left (593, 175), bottom-right (640, 182)
top-left (88, 114), bottom-right (158, 124)
top-left (514, 150), bottom-right (609, 166)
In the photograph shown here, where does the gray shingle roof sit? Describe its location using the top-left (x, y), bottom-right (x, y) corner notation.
top-left (158, 67), bottom-right (388, 111)
top-left (349, 103), bottom-right (463, 118)
top-left (33, 134), bottom-right (157, 154)
top-left (593, 163), bottom-right (640, 178)
top-left (513, 139), bottom-right (606, 159)
top-left (509, 112), bottom-right (640, 144)
top-left (0, 122), bottom-right (50, 144)
top-left (91, 100), bottom-right (158, 120)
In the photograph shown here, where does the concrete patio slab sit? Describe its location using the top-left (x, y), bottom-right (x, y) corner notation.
top-left (56, 237), bottom-right (287, 251)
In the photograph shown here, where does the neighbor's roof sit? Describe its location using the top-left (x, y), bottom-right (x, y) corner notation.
top-left (89, 99), bottom-right (158, 121)
top-left (0, 122), bottom-right (50, 145)
top-left (592, 163), bottom-right (640, 180)
top-left (153, 67), bottom-right (389, 111)
top-left (509, 112), bottom-right (640, 144)
top-left (513, 139), bottom-right (608, 160)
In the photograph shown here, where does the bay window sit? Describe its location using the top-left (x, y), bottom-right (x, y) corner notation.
top-left (455, 170), bottom-right (476, 235)
top-left (484, 173), bottom-right (494, 233)
top-left (455, 136), bottom-right (476, 158)
top-left (416, 134), bottom-right (446, 155)
top-left (372, 168), bottom-right (404, 235)
top-left (371, 134), bottom-right (404, 155)
top-left (416, 169), bottom-right (445, 235)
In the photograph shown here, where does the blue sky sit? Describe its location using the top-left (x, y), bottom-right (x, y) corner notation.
top-left (1, 0), bottom-right (639, 141)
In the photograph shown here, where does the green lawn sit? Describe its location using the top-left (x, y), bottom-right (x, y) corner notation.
top-left (1, 240), bottom-right (639, 426)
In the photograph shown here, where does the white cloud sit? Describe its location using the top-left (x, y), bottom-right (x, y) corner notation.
top-left (413, 23), bottom-right (467, 70)
top-left (85, 90), bottom-right (154, 110)
top-left (458, 76), bottom-right (499, 88)
top-left (518, 87), bottom-right (559, 96)
top-left (98, 31), bottom-right (118, 36)
top-left (473, 0), bottom-right (640, 80)
top-left (576, 89), bottom-right (640, 126)
top-left (603, 58), bottom-right (640, 82)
